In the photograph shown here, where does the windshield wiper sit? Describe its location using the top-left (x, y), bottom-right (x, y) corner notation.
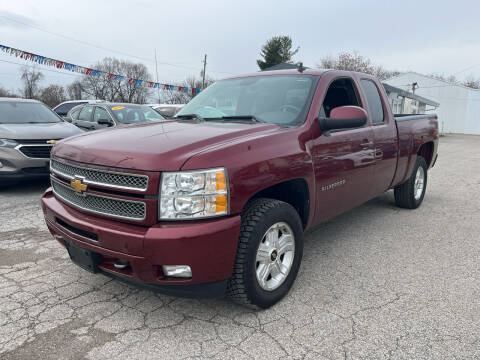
top-left (176, 113), bottom-right (204, 121)
top-left (217, 115), bottom-right (266, 123)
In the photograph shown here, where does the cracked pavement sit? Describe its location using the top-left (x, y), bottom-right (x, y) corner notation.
top-left (1, 134), bottom-right (479, 359)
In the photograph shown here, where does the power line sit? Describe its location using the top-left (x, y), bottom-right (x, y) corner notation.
top-left (0, 14), bottom-right (234, 75)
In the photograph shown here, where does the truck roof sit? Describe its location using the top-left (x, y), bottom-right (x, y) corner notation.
top-left (222, 68), bottom-right (375, 81)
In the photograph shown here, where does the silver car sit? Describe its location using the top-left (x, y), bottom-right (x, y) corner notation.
top-left (0, 98), bottom-right (83, 184)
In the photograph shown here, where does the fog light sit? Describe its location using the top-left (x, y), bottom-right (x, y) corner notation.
top-left (162, 265), bottom-right (192, 278)
top-left (0, 161), bottom-right (3, 168)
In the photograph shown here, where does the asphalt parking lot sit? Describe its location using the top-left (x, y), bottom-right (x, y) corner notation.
top-left (0, 134), bottom-right (479, 360)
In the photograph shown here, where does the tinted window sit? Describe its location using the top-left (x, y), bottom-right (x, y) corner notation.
top-left (360, 79), bottom-right (384, 124)
top-left (55, 102), bottom-right (86, 115)
top-left (93, 107), bottom-right (110, 122)
top-left (78, 106), bottom-right (94, 122)
top-left (69, 107), bottom-right (82, 120)
top-left (177, 75), bottom-right (317, 126)
top-left (0, 102), bottom-right (62, 124)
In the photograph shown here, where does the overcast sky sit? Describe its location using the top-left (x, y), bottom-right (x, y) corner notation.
top-left (1, 0), bottom-right (480, 93)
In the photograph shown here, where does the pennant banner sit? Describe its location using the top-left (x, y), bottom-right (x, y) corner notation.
top-left (0, 44), bottom-right (201, 95)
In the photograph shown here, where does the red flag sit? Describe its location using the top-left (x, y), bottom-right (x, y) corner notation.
top-left (147, 81), bottom-right (154, 87)
top-left (107, 73), bottom-right (115, 79)
top-left (128, 78), bottom-right (136, 84)
top-left (164, 84), bottom-right (169, 90)
top-left (178, 86), bottom-right (183, 92)
top-left (85, 68), bottom-right (93, 75)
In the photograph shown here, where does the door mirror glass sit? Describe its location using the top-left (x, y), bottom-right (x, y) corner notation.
top-left (319, 105), bottom-right (367, 132)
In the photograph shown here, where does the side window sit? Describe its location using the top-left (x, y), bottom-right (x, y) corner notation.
top-left (360, 79), bottom-right (384, 124)
top-left (93, 107), bottom-right (110, 122)
top-left (69, 107), bottom-right (81, 120)
top-left (322, 78), bottom-right (360, 117)
top-left (78, 106), bottom-right (94, 122)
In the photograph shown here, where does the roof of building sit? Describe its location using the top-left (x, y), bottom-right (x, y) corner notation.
top-left (387, 71), bottom-right (480, 92)
top-left (382, 83), bottom-right (440, 107)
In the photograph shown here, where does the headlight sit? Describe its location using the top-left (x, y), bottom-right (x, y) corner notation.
top-left (159, 168), bottom-right (228, 220)
top-left (0, 139), bottom-right (18, 148)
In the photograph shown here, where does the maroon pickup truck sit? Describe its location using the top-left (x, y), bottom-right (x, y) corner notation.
top-left (42, 69), bottom-right (438, 308)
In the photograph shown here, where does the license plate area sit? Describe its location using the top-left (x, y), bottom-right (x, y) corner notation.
top-left (66, 241), bottom-right (102, 273)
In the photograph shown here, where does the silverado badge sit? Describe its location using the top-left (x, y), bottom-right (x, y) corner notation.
top-left (46, 140), bottom-right (57, 144)
top-left (70, 177), bottom-right (87, 195)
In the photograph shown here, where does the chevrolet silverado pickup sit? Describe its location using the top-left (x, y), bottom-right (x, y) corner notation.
top-left (42, 69), bottom-right (438, 308)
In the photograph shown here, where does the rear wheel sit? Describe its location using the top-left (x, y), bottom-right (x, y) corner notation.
top-left (227, 198), bottom-right (304, 308)
top-left (394, 156), bottom-right (428, 209)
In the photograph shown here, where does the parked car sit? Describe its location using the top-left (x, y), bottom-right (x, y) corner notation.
top-left (0, 98), bottom-right (83, 184)
top-left (148, 104), bottom-right (185, 117)
top-left (65, 104), bottom-right (84, 123)
top-left (52, 100), bottom-right (105, 121)
top-left (42, 69), bottom-right (438, 308)
top-left (70, 103), bottom-right (165, 131)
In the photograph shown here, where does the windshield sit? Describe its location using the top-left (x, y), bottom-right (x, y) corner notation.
top-left (0, 101), bottom-right (62, 124)
top-left (176, 75), bottom-right (317, 126)
top-left (110, 105), bottom-right (165, 124)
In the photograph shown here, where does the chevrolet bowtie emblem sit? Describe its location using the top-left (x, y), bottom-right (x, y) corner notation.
top-left (46, 140), bottom-right (57, 144)
top-left (70, 177), bottom-right (87, 194)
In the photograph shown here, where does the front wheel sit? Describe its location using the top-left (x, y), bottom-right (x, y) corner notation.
top-left (227, 198), bottom-right (304, 308)
top-left (394, 156), bottom-right (428, 209)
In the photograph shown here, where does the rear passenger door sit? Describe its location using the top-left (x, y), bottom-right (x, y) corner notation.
top-left (359, 78), bottom-right (398, 196)
top-left (74, 105), bottom-right (95, 130)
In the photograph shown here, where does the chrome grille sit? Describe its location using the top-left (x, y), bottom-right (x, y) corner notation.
top-left (50, 159), bottom-right (148, 191)
top-left (51, 179), bottom-right (146, 221)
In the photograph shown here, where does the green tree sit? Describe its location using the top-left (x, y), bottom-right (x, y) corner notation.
top-left (257, 36), bottom-right (299, 70)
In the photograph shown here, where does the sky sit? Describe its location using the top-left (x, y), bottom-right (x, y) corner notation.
top-left (1, 0), bottom-right (480, 94)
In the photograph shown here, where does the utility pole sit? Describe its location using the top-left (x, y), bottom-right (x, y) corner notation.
top-left (201, 54), bottom-right (207, 89)
top-left (412, 82), bottom-right (418, 94)
top-left (154, 49), bottom-right (161, 103)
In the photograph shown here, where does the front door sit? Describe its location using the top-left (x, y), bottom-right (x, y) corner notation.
top-left (310, 76), bottom-right (376, 224)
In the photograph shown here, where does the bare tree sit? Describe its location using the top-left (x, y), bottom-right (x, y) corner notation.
top-left (39, 85), bottom-right (66, 107)
top-left (67, 81), bottom-right (84, 100)
top-left (78, 57), bottom-right (152, 103)
top-left (462, 75), bottom-right (480, 89)
top-left (0, 87), bottom-right (17, 97)
top-left (161, 75), bottom-right (214, 104)
top-left (20, 66), bottom-right (44, 99)
top-left (317, 52), bottom-right (399, 80)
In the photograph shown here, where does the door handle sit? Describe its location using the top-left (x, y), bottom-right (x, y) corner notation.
top-left (360, 140), bottom-right (373, 148)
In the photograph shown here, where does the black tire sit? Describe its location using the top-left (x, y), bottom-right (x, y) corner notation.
top-left (394, 156), bottom-right (428, 209)
top-left (227, 198), bottom-right (304, 308)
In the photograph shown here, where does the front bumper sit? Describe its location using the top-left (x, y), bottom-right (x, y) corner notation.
top-left (0, 146), bottom-right (50, 179)
top-left (41, 188), bottom-right (241, 298)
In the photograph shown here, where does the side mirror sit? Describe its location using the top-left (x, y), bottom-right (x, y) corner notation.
top-left (319, 106), bottom-right (367, 133)
top-left (98, 118), bottom-right (113, 126)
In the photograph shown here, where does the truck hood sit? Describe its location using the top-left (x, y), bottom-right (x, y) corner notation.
top-left (0, 122), bottom-right (83, 140)
top-left (52, 120), bottom-right (280, 171)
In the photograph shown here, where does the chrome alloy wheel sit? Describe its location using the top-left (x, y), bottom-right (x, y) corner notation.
top-left (255, 222), bottom-right (295, 291)
top-left (414, 166), bottom-right (425, 200)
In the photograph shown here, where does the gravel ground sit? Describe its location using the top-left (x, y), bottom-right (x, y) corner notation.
top-left (0, 134), bottom-right (479, 360)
